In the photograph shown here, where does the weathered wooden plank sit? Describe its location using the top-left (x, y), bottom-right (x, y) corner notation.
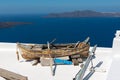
top-left (0, 68), bottom-right (28, 80)
top-left (72, 59), bottom-right (79, 66)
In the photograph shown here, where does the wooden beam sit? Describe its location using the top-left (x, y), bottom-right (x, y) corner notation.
top-left (0, 68), bottom-right (28, 80)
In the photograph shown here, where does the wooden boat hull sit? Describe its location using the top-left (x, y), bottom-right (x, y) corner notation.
top-left (16, 42), bottom-right (90, 60)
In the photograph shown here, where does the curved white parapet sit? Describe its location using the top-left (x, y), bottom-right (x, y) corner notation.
top-left (0, 42), bottom-right (16, 51)
top-left (107, 30), bottom-right (120, 80)
top-left (112, 30), bottom-right (120, 52)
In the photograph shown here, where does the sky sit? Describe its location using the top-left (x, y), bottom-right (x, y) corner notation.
top-left (0, 0), bottom-right (120, 14)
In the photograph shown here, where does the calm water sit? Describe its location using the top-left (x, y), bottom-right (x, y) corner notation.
top-left (0, 15), bottom-right (120, 47)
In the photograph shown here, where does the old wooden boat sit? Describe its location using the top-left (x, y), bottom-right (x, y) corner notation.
top-left (16, 37), bottom-right (90, 75)
top-left (16, 37), bottom-right (90, 61)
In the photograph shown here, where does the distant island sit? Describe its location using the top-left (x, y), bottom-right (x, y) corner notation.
top-left (45, 10), bottom-right (120, 18)
top-left (0, 22), bottom-right (32, 28)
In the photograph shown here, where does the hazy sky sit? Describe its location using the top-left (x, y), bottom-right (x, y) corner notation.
top-left (0, 0), bottom-right (120, 14)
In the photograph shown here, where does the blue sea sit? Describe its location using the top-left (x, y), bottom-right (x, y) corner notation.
top-left (0, 15), bottom-right (120, 47)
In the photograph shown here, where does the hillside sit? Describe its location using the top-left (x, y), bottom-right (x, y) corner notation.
top-left (45, 10), bottom-right (120, 18)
